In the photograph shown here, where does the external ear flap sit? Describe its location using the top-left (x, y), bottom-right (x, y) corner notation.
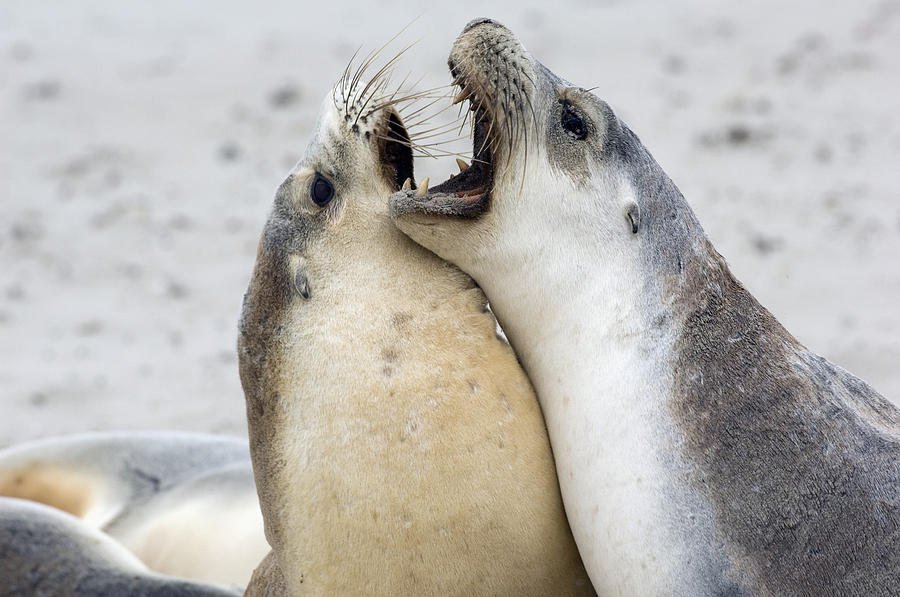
top-left (289, 255), bottom-right (311, 300)
top-left (294, 271), bottom-right (311, 300)
top-left (625, 202), bottom-right (640, 234)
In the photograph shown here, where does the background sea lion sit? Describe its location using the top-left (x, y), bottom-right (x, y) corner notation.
top-left (0, 431), bottom-right (267, 588)
top-left (0, 497), bottom-right (241, 596)
top-left (391, 18), bottom-right (900, 596)
top-left (237, 52), bottom-right (594, 596)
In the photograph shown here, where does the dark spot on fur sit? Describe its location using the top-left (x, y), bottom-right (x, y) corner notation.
top-left (130, 467), bottom-right (161, 492)
top-left (391, 312), bottom-right (412, 329)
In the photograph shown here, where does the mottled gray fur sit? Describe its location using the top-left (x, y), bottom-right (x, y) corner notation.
top-left (576, 66), bottom-right (900, 594)
top-left (0, 498), bottom-right (240, 597)
top-left (668, 242), bottom-right (900, 596)
top-left (562, 55), bottom-right (900, 596)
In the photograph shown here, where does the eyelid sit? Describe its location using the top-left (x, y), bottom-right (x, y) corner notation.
top-left (310, 173), bottom-right (335, 207)
top-left (560, 100), bottom-right (587, 140)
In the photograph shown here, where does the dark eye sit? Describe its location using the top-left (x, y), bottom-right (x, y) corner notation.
top-left (561, 101), bottom-right (587, 140)
top-left (310, 174), bottom-right (334, 207)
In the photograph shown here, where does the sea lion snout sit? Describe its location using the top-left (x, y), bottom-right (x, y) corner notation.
top-left (461, 17), bottom-right (499, 34)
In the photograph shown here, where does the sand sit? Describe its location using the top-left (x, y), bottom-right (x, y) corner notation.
top-left (2, 0), bottom-right (899, 446)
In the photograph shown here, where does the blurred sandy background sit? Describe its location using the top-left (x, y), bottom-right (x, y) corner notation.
top-left (1, 1), bottom-right (898, 446)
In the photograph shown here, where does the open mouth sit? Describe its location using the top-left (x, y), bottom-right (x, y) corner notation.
top-left (391, 59), bottom-right (495, 218)
top-left (379, 110), bottom-right (415, 191)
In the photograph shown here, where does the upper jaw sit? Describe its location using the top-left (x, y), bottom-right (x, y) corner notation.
top-left (390, 20), bottom-right (538, 221)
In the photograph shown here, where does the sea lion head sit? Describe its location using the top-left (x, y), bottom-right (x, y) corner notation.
top-left (237, 63), bottom-right (418, 538)
top-left (238, 61), bottom-right (417, 363)
top-left (390, 19), bottom-right (691, 288)
top-left (258, 67), bottom-right (416, 293)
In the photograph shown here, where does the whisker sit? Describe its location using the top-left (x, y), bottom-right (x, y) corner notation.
top-left (348, 19), bottom-right (420, 103)
top-left (396, 96), bottom-right (450, 124)
top-left (367, 85), bottom-right (454, 114)
top-left (409, 128), bottom-right (469, 143)
top-left (337, 45), bottom-right (363, 108)
top-left (355, 41), bottom-right (418, 118)
top-left (407, 115), bottom-right (469, 134)
top-left (403, 102), bottom-right (468, 130)
top-left (456, 105), bottom-right (472, 137)
top-left (373, 134), bottom-right (486, 162)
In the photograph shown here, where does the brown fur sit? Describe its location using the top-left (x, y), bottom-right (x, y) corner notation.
top-left (244, 551), bottom-right (288, 597)
top-left (238, 96), bottom-right (594, 595)
top-left (0, 466), bottom-right (94, 518)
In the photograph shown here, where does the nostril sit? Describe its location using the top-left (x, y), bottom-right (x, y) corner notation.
top-left (448, 58), bottom-right (460, 80)
top-left (462, 18), bottom-right (496, 33)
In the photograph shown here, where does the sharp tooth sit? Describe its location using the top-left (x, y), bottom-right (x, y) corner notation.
top-left (452, 88), bottom-right (470, 105)
top-left (456, 158), bottom-right (470, 172)
top-left (416, 177), bottom-right (429, 197)
top-left (401, 178), bottom-right (412, 191)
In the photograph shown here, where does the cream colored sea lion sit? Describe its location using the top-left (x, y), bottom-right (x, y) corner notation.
top-left (0, 432), bottom-right (267, 588)
top-left (0, 497), bottom-right (240, 596)
top-left (237, 56), bottom-right (595, 596)
top-left (391, 18), bottom-right (900, 596)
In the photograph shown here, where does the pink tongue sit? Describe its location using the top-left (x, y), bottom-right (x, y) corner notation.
top-left (458, 189), bottom-right (485, 203)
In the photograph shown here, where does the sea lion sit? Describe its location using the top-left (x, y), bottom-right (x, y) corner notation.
top-left (243, 550), bottom-right (287, 597)
top-left (391, 18), bottom-right (900, 596)
top-left (0, 431), bottom-right (267, 588)
top-left (237, 54), bottom-right (595, 596)
top-left (0, 497), bottom-right (241, 596)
